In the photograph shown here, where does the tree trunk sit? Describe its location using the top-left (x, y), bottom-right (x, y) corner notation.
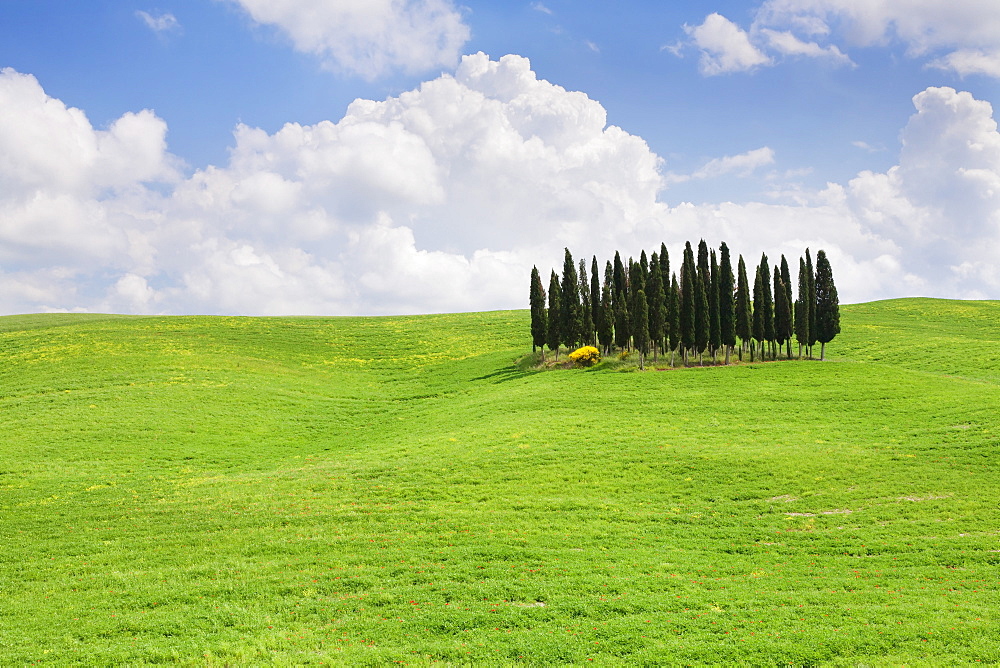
top-left (820, 341), bottom-right (825, 360)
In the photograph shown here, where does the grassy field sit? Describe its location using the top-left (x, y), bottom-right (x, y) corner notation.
top-left (1, 298), bottom-right (998, 665)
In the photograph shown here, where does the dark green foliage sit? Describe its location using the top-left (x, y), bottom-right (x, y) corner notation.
top-left (806, 248), bottom-right (817, 353)
top-left (561, 248), bottom-right (583, 348)
top-left (735, 255), bottom-right (752, 359)
top-left (668, 272), bottom-right (680, 363)
top-left (614, 289), bottom-right (630, 350)
top-left (659, 242), bottom-right (670, 289)
top-left (795, 256), bottom-right (810, 358)
top-left (579, 258), bottom-right (594, 346)
top-left (773, 267), bottom-right (792, 359)
top-left (709, 249), bottom-right (721, 359)
top-left (680, 242), bottom-right (697, 363)
top-left (533, 241), bottom-right (840, 368)
top-left (590, 256), bottom-right (601, 346)
top-left (613, 251), bottom-right (626, 307)
top-left (718, 242), bottom-right (736, 355)
top-left (759, 254), bottom-right (775, 356)
top-left (815, 249), bottom-right (841, 359)
top-left (598, 263), bottom-right (614, 353)
top-left (529, 266), bottom-right (547, 354)
top-left (546, 270), bottom-right (561, 358)
top-left (780, 255), bottom-right (793, 358)
top-left (648, 253), bottom-right (666, 359)
top-left (633, 289), bottom-right (650, 368)
top-left (752, 265), bottom-right (765, 360)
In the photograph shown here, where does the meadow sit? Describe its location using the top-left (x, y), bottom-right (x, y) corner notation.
top-left (1, 298), bottom-right (998, 665)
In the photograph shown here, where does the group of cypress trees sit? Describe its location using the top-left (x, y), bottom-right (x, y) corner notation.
top-left (529, 240), bottom-right (840, 369)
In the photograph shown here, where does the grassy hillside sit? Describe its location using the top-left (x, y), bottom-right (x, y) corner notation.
top-left (1, 300), bottom-right (998, 665)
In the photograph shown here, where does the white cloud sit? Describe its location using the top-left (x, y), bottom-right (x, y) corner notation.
top-left (755, 0), bottom-right (1000, 77)
top-left (928, 49), bottom-right (1000, 78)
top-left (760, 28), bottom-right (853, 65)
top-left (136, 10), bottom-right (181, 34)
top-left (229, 0), bottom-right (470, 79)
top-left (685, 13), bottom-right (772, 75)
top-left (667, 147), bottom-right (775, 184)
top-left (531, 2), bottom-right (553, 15)
top-left (3, 58), bottom-right (1000, 315)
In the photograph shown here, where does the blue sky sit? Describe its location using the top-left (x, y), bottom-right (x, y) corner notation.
top-left (2, 1), bottom-right (1000, 315)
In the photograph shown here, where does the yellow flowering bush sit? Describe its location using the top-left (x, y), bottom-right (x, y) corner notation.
top-left (568, 345), bottom-right (601, 367)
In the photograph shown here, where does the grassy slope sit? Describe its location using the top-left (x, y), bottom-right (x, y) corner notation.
top-left (1, 300), bottom-right (998, 665)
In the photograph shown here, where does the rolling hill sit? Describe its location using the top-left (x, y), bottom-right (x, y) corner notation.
top-left (1, 299), bottom-right (998, 664)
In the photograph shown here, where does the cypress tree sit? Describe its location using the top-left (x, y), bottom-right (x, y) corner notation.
top-left (735, 255), bottom-right (752, 361)
top-left (780, 255), bottom-right (793, 358)
top-left (613, 251), bottom-right (626, 309)
top-left (633, 289), bottom-right (650, 370)
top-left (546, 270), bottom-right (561, 360)
top-left (751, 265), bottom-right (765, 362)
top-left (648, 254), bottom-right (666, 361)
top-left (759, 254), bottom-right (775, 360)
top-left (668, 272), bottom-right (680, 367)
top-left (629, 257), bottom-right (646, 330)
top-left (529, 266), bottom-right (547, 358)
top-left (718, 242), bottom-right (736, 364)
top-left (709, 249), bottom-right (721, 362)
top-left (795, 256), bottom-right (809, 358)
top-left (639, 250), bottom-right (649, 283)
top-left (590, 256), bottom-right (601, 347)
top-left (579, 258), bottom-right (593, 347)
top-left (614, 289), bottom-right (631, 351)
top-left (815, 249), bottom-right (841, 360)
top-left (561, 248), bottom-right (582, 349)
top-left (697, 239), bottom-right (710, 294)
top-left (680, 242), bottom-right (697, 366)
top-left (693, 257), bottom-right (709, 366)
top-left (773, 267), bottom-right (792, 360)
top-left (805, 248), bottom-right (817, 358)
top-left (659, 243), bottom-right (670, 287)
top-left (598, 263), bottom-right (614, 355)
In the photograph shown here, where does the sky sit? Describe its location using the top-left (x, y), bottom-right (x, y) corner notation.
top-left (1, 0), bottom-right (999, 316)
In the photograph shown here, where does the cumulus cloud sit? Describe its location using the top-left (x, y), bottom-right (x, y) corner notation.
top-left (229, 0), bottom-right (470, 79)
top-left (2, 58), bottom-right (1000, 315)
top-left (684, 13), bottom-right (771, 75)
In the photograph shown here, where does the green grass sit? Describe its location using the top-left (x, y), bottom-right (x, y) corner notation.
top-left (1, 299), bottom-right (998, 665)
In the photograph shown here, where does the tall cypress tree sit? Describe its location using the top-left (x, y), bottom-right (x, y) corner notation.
top-left (773, 267), bottom-right (792, 360)
top-left (779, 255), bottom-right (793, 358)
top-left (590, 256), bottom-right (601, 347)
top-left (759, 254), bottom-right (775, 360)
top-left (546, 270), bottom-right (561, 360)
top-left (598, 261), bottom-right (615, 354)
top-left (795, 256), bottom-right (809, 359)
top-left (633, 289), bottom-right (650, 370)
top-left (668, 273), bottom-right (681, 367)
top-left (648, 253), bottom-right (666, 361)
top-left (561, 248), bottom-right (582, 349)
top-left (612, 251), bottom-right (626, 311)
top-left (751, 265), bottom-right (765, 362)
top-left (805, 248), bottom-right (817, 358)
top-left (680, 242), bottom-right (697, 366)
top-left (718, 242), bottom-right (736, 364)
top-left (579, 258), bottom-right (593, 347)
top-left (815, 249), bottom-right (841, 360)
top-left (614, 289), bottom-right (631, 351)
top-left (708, 249), bottom-right (721, 362)
top-left (659, 243), bottom-right (670, 288)
top-left (529, 266), bottom-right (547, 358)
top-left (694, 256), bottom-right (709, 366)
top-left (735, 255), bottom-right (752, 361)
